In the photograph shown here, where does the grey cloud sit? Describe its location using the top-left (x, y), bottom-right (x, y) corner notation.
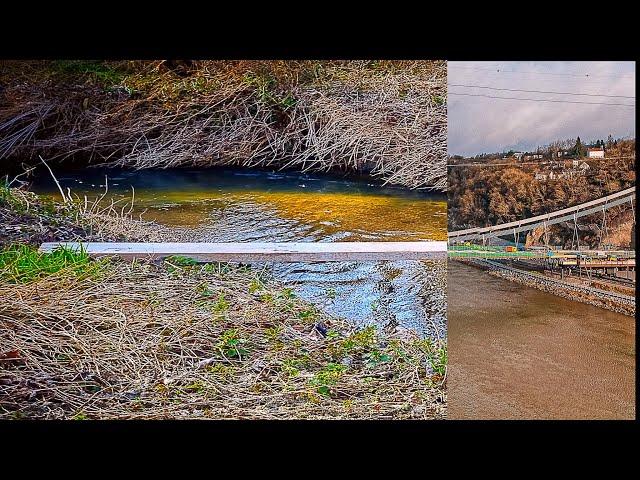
top-left (448, 61), bottom-right (635, 156)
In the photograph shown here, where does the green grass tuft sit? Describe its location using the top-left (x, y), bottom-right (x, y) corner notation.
top-left (165, 255), bottom-right (199, 267)
top-left (0, 244), bottom-right (100, 283)
top-left (217, 329), bottom-right (248, 359)
top-left (51, 60), bottom-right (128, 86)
top-left (310, 363), bottom-right (347, 396)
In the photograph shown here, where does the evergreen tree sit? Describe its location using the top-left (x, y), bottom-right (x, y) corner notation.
top-left (574, 136), bottom-right (586, 157)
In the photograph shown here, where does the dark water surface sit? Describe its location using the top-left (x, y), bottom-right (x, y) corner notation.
top-left (31, 167), bottom-right (447, 338)
top-left (448, 261), bottom-right (635, 419)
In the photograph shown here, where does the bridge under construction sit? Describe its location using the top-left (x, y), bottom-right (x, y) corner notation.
top-left (448, 187), bottom-right (636, 284)
top-left (448, 186), bottom-right (635, 244)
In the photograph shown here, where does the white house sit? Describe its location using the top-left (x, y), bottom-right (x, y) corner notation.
top-left (579, 162), bottom-right (590, 171)
top-left (534, 172), bottom-right (547, 181)
top-left (587, 147), bottom-right (605, 159)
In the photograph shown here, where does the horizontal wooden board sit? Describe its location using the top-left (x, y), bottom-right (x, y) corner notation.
top-left (39, 241), bottom-right (448, 262)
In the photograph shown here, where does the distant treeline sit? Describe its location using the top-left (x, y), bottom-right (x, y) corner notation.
top-left (450, 135), bottom-right (634, 162)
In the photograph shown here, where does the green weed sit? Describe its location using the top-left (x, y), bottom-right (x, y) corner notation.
top-left (281, 358), bottom-right (301, 378)
top-left (279, 287), bottom-right (296, 300)
top-left (310, 363), bottom-right (347, 397)
top-left (0, 181), bottom-right (29, 214)
top-left (430, 343), bottom-right (447, 377)
top-left (415, 339), bottom-right (447, 377)
top-left (249, 277), bottom-right (264, 294)
top-left (326, 329), bottom-right (340, 340)
top-left (195, 282), bottom-right (214, 297)
top-left (297, 309), bottom-right (316, 323)
top-left (363, 350), bottom-right (392, 369)
top-left (165, 255), bottom-right (198, 267)
top-left (242, 71), bottom-right (296, 109)
top-left (206, 363), bottom-right (235, 379)
top-left (259, 293), bottom-right (274, 304)
top-left (0, 178), bottom-right (10, 204)
top-left (181, 381), bottom-right (205, 394)
top-left (52, 60), bottom-right (127, 86)
top-left (338, 326), bottom-right (376, 356)
top-left (217, 329), bottom-right (248, 359)
top-left (264, 326), bottom-right (282, 343)
top-left (0, 244), bottom-right (100, 283)
top-left (213, 293), bottom-right (229, 313)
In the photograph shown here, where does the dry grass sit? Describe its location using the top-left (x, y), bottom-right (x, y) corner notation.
top-left (0, 185), bottom-right (447, 419)
top-left (0, 180), bottom-right (188, 247)
top-left (0, 60), bottom-right (447, 190)
top-left (0, 257), bottom-right (446, 419)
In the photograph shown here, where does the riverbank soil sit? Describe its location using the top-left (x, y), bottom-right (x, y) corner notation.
top-left (448, 261), bottom-right (635, 420)
top-left (458, 258), bottom-right (635, 316)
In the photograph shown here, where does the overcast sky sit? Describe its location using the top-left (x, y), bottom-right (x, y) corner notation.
top-left (447, 61), bottom-right (635, 156)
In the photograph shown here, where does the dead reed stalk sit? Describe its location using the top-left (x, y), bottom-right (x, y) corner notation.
top-left (1, 60), bottom-right (447, 190)
top-left (0, 259), bottom-right (446, 419)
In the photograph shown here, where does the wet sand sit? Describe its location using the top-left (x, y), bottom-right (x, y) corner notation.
top-left (448, 261), bottom-right (635, 419)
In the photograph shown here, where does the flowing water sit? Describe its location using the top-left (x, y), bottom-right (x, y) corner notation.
top-left (448, 261), bottom-right (635, 419)
top-left (31, 167), bottom-right (447, 338)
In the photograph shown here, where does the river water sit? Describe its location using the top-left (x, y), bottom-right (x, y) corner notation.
top-left (31, 167), bottom-right (447, 338)
top-left (448, 260), bottom-right (635, 419)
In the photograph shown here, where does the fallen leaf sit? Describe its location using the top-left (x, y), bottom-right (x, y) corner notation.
top-left (0, 350), bottom-right (21, 360)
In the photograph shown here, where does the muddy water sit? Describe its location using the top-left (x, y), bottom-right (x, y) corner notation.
top-left (448, 261), bottom-right (635, 419)
top-left (31, 167), bottom-right (447, 338)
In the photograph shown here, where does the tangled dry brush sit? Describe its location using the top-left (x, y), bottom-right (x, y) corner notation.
top-left (0, 60), bottom-right (447, 190)
top-left (1, 256), bottom-right (446, 420)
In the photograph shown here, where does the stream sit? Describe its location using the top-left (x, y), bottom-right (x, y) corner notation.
top-left (31, 167), bottom-right (447, 339)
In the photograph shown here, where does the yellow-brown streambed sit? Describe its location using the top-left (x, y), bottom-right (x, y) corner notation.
top-left (32, 167), bottom-right (447, 337)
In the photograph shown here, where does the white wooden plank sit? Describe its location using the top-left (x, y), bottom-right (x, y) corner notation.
top-left (39, 241), bottom-right (447, 262)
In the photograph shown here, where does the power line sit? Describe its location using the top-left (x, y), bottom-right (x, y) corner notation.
top-left (451, 73), bottom-right (634, 89)
top-left (448, 83), bottom-right (635, 99)
top-left (448, 64), bottom-right (635, 79)
top-left (448, 92), bottom-right (635, 107)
